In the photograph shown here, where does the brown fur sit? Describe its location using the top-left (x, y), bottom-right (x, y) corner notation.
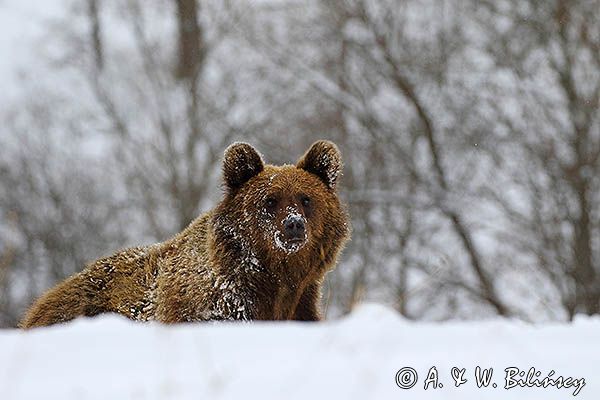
top-left (20, 140), bottom-right (350, 328)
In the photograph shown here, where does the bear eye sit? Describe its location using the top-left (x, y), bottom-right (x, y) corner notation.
top-left (265, 197), bottom-right (277, 210)
top-left (301, 196), bottom-right (311, 207)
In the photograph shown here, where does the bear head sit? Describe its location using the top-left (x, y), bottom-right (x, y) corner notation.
top-left (214, 140), bottom-right (350, 273)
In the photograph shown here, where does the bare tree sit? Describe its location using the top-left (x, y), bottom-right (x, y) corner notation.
top-left (476, 0), bottom-right (600, 319)
top-left (0, 103), bottom-right (129, 327)
top-left (87, 0), bottom-right (104, 70)
top-left (0, 0), bottom-right (260, 326)
top-left (2, 0), bottom-right (598, 325)
top-left (228, 0), bottom-right (517, 318)
top-left (174, 0), bottom-right (203, 80)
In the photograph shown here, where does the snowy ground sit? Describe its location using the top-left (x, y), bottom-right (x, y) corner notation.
top-left (0, 304), bottom-right (597, 400)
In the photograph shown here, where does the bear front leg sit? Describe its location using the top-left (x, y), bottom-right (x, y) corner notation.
top-left (293, 283), bottom-right (322, 321)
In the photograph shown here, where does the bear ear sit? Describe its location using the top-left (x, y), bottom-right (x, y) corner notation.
top-left (223, 142), bottom-right (264, 193)
top-left (296, 140), bottom-right (342, 190)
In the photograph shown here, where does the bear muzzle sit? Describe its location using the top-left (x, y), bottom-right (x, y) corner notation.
top-left (274, 212), bottom-right (308, 253)
top-left (283, 215), bottom-right (306, 241)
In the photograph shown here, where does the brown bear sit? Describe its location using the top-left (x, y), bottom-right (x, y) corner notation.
top-left (20, 140), bottom-right (350, 328)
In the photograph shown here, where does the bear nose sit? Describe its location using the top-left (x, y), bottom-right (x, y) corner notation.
top-left (283, 216), bottom-right (305, 240)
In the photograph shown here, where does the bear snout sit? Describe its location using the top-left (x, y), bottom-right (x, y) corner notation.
top-left (283, 215), bottom-right (305, 241)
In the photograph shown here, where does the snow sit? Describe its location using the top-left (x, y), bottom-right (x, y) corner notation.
top-left (0, 303), bottom-right (597, 399)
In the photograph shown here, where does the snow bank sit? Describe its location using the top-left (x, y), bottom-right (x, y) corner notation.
top-left (0, 304), bottom-right (597, 399)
